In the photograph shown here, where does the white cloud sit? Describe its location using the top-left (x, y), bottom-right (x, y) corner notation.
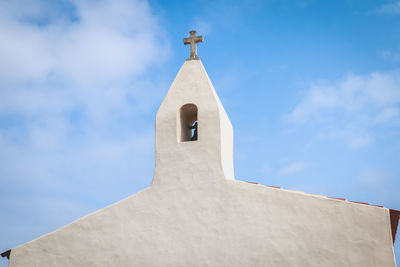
top-left (0, 0), bottom-right (169, 249)
top-left (0, 0), bottom-right (166, 84)
top-left (0, 0), bottom-right (172, 120)
top-left (0, 0), bottom-right (168, 179)
top-left (277, 162), bottom-right (309, 176)
top-left (372, 1), bottom-right (400, 15)
top-left (0, 0), bottom-right (169, 117)
top-left (286, 70), bottom-right (400, 148)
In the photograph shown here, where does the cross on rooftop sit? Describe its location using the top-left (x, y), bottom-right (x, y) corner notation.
top-left (183, 30), bottom-right (204, 60)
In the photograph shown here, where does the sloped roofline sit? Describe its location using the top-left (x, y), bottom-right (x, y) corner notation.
top-left (245, 181), bottom-right (400, 245)
top-left (2, 183), bottom-right (398, 262)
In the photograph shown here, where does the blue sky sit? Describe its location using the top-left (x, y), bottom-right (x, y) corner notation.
top-left (1, 0), bottom-right (400, 265)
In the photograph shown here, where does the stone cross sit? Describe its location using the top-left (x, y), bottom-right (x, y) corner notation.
top-left (183, 30), bottom-right (204, 60)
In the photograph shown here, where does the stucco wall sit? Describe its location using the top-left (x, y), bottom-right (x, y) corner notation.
top-left (8, 60), bottom-right (397, 266)
top-left (9, 179), bottom-right (396, 266)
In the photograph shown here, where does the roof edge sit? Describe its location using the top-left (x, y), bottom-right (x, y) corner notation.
top-left (390, 209), bottom-right (400, 244)
top-left (1, 249), bottom-right (10, 260)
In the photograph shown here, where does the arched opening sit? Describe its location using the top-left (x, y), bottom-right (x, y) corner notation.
top-left (178, 104), bottom-right (198, 142)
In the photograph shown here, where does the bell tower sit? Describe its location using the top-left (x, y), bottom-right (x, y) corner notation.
top-left (152, 31), bottom-right (234, 186)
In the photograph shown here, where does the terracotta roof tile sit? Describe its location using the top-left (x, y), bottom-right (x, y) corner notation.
top-left (328, 197), bottom-right (347, 201)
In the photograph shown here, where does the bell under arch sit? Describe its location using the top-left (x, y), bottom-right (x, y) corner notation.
top-left (178, 104), bottom-right (198, 142)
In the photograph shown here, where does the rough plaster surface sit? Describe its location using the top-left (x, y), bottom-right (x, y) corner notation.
top-left (9, 60), bottom-right (396, 266)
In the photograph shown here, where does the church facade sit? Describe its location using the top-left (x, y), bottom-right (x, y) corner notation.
top-left (3, 31), bottom-right (398, 266)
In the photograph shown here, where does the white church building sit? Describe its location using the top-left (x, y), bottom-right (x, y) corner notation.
top-left (2, 31), bottom-right (399, 266)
